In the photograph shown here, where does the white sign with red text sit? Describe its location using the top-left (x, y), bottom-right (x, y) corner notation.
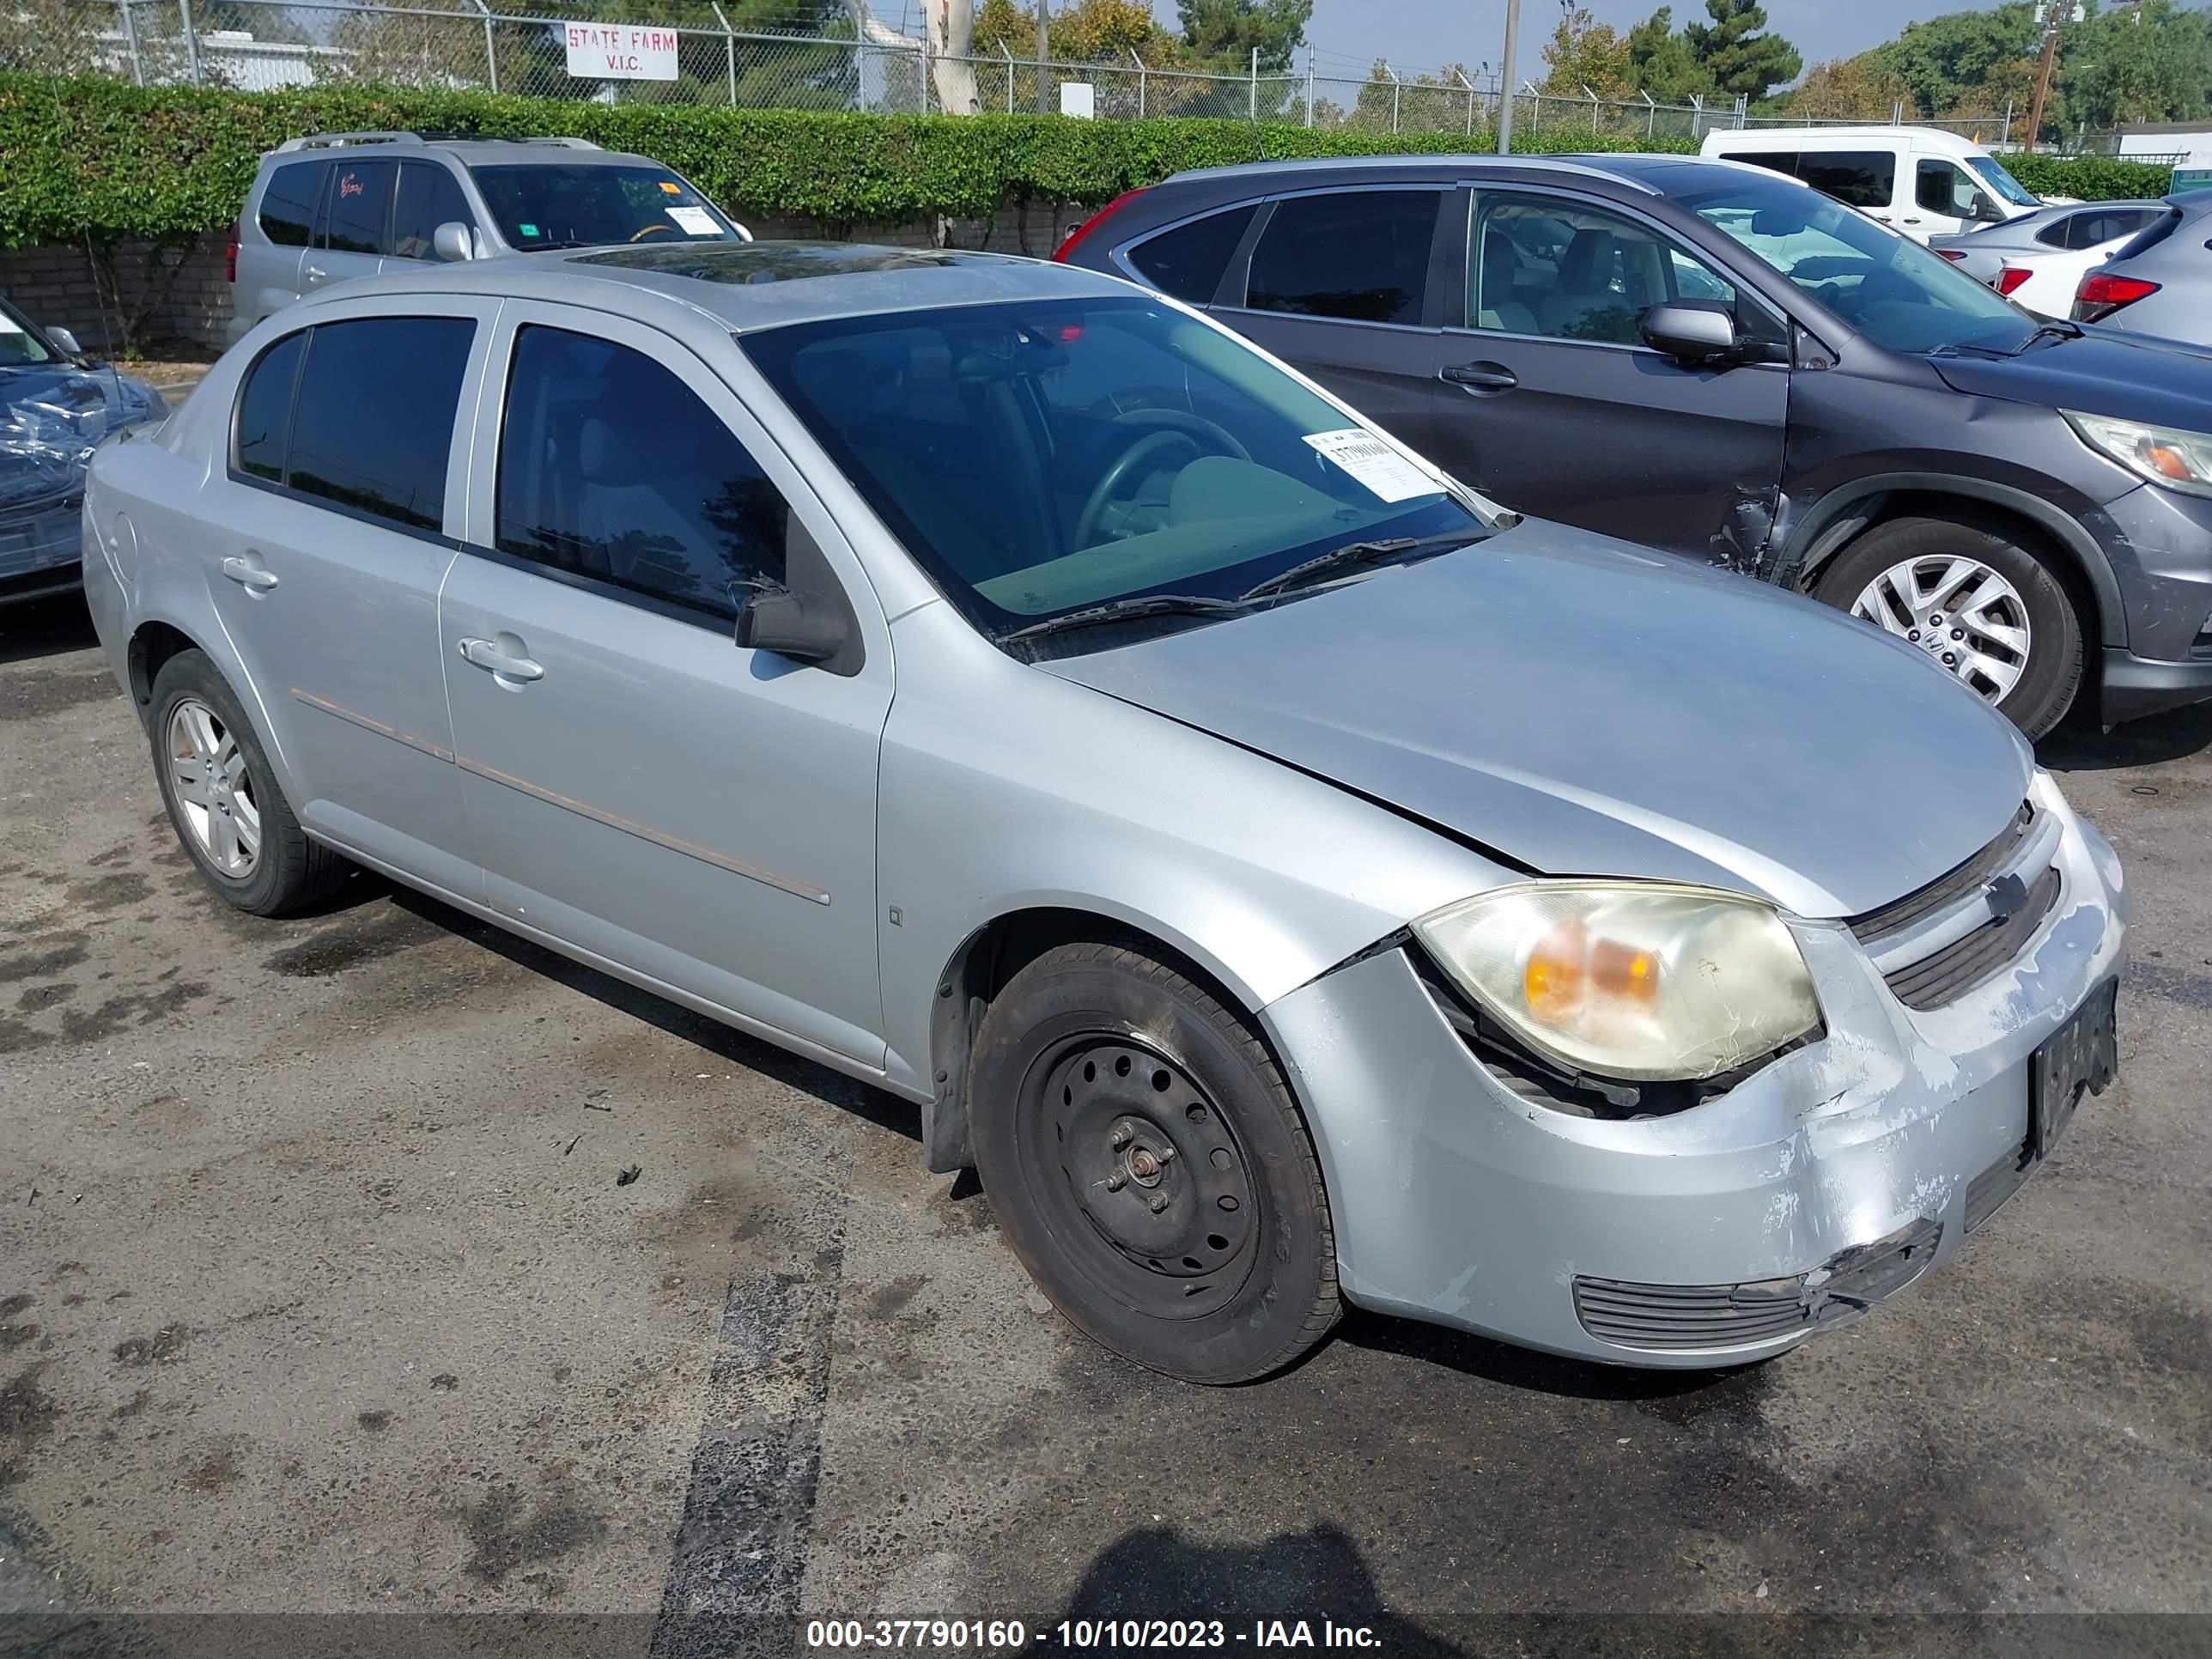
top-left (565, 23), bottom-right (679, 81)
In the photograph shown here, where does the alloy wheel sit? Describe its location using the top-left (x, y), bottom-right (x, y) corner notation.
top-left (1850, 555), bottom-right (2033, 704)
top-left (167, 697), bottom-right (262, 878)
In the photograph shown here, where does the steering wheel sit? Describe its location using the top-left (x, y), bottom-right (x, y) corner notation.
top-left (630, 223), bottom-right (679, 243)
top-left (1072, 410), bottom-right (1254, 550)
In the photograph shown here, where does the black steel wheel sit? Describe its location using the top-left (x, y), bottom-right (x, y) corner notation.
top-left (970, 941), bottom-right (1339, 1383)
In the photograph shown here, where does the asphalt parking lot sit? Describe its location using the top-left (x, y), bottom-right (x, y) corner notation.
top-left (3, 571), bottom-right (2210, 1655)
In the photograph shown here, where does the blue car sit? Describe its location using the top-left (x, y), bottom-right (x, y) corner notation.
top-left (2, 293), bottom-right (168, 605)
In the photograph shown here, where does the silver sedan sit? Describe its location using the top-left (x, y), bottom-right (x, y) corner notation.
top-left (81, 245), bottom-right (2125, 1382)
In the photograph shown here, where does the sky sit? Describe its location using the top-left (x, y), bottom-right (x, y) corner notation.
top-left (1179, 1), bottom-right (1943, 83)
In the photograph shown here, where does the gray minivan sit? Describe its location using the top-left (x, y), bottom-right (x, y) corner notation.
top-left (226, 131), bottom-right (750, 346)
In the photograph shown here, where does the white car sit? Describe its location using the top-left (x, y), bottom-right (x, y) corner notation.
top-left (1701, 126), bottom-right (2051, 244)
top-left (1928, 202), bottom-right (2168, 319)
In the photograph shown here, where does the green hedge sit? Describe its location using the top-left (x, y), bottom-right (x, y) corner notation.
top-left (0, 72), bottom-right (2179, 247)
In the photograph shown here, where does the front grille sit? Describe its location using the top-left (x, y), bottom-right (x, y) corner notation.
top-left (1571, 1277), bottom-right (1810, 1352)
top-left (1883, 862), bottom-right (2060, 1011)
top-left (1849, 802), bottom-right (2035, 949)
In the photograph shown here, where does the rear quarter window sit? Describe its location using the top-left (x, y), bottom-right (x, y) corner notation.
top-left (257, 161), bottom-right (326, 248)
top-left (1126, 205), bottom-right (1256, 305)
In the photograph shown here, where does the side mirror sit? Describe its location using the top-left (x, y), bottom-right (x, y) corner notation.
top-left (46, 325), bottom-right (84, 357)
top-left (432, 221), bottom-right (476, 263)
top-left (735, 586), bottom-right (852, 668)
top-left (1971, 192), bottom-right (2008, 225)
top-left (1642, 301), bottom-right (1741, 366)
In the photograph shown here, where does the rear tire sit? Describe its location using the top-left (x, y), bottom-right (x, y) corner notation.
top-left (969, 941), bottom-right (1339, 1384)
top-left (1813, 514), bottom-right (2085, 739)
top-left (149, 649), bottom-right (352, 917)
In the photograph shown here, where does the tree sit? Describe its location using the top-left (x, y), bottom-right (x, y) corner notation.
top-left (2057, 0), bottom-right (2212, 135)
top-left (1784, 56), bottom-right (1910, 121)
top-left (849, 0), bottom-right (978, 113)
top-left (1175, 0), bottom-right (1312, 76)
top-left (1540, 3), bottom-right (1634, 99)
top-left (1626, 8), bottom-right (1711, 103)
top-left (1056, 0), bottom-right (1180, 64)
top-left (1682, 0), bottom-right (1800, 102)
top-left (1865, 3), bottom-right (2037, 118)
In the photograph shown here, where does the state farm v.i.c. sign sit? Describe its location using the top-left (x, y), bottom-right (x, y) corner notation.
top-left (565, 23), bottom-right (679, 81)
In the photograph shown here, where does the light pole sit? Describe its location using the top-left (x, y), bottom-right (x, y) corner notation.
top-left (1496, 0), bottom-right (1522, 154)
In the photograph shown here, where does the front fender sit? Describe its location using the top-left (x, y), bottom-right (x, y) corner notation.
top-left (872, 604), bottom-right (1510, 1103)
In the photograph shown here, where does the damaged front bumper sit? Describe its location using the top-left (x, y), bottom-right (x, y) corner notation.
top-left (1261, 774), bottom-right (2127, 1367)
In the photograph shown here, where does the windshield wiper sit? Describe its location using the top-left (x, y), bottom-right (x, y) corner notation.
top-left (1237, 530), bottom-right (1487, 603)
top-left (2010, 319), bottom-right (2082, 354)
top-left (999, 592), bottom-right (1246, 647)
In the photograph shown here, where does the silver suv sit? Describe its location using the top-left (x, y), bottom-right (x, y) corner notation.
top-left (225, 131), bottom-right (750, 347)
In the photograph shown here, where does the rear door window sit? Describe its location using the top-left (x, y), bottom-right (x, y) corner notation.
top-left (233, 316), bottom-right (476, 532)
top-left (1126, 205), bottom-right (1255, 304)
top-left (257, 161), bottom-right (326, 248)
top-left (494, 325), bottom-right (790, 620)
top-left (320, 160), bottom-right (397, 255)
top-left (391, 163), bottom-right (475, 260)
top-left (1795, 151), bottom-right (1897, 210)
top-left (1245, 190), bottom-right (1442, 325)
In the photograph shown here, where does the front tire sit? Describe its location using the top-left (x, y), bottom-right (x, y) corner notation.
top-left (1813, 514), bottom-right (2085, 738)
top-left (969, 942), bottom-right (1340, 1384)
top-left (149, 649), bottom-right (351, 916)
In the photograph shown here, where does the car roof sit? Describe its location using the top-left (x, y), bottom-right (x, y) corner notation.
top-left (264, 134), bottom-right (663, 170)
top-left (1158, 154), bottom-right (1661, 194)
top-left (1704, 125), bottom-right (1986, 153)
top-left (285, 241), bottom-right (1134, 334)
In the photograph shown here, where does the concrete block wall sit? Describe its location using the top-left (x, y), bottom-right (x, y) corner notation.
top-left (0, 202), bottom-right (1086, 354)
top-left (0, 235), bottom-right (232, 356)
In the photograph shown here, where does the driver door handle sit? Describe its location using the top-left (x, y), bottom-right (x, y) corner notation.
top-left (220, 555), bottom-right (278, 592)
top-left (456, 636), bottom-right (544, 683)
top-left (1441, 362), bottom-right (1518, 392)
top-left (303, 264), bottom-right (327, 282)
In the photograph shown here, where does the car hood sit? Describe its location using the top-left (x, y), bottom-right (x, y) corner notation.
top-left (1930, 326), bottom-right (2212, 433)
top-left (1039, 521), bottom-right (2033, 921)
top-left (0, 361), bottom-right (166, 515)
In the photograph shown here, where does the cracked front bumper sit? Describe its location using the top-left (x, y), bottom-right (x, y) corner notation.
top-left (1261, 778), bottom-right (2127, 1367)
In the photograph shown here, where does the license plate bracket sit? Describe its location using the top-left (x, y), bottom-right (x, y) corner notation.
top-left (2031, 979), bottom-right (2118, 1159)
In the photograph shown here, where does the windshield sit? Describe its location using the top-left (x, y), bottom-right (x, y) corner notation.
top-left (1680, 169), bottom-right (2033, 355)
top-left (742, 297), bottom-right (1487, 645)
top-left (1967, 155), bottom-right (2039, 208)
top-left (0, 296), bottom-right (59, 367)
top-left (468, 163), bottom-right (739, 252)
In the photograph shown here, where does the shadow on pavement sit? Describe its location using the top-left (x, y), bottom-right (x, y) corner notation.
top-left (0, 591), bottom-right (96, 665)
top-left (1332, 1307), bottom-right (1765, 1405)
top-left (382, 883), bottom-right (923, 1146)
top-left (1054, 1521), bottom-right (1466, 1656)
top-left (2039, 696), bottom-right (2212, 771)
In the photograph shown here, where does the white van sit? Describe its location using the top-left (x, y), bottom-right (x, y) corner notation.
top-left (1698, 126), bottom-right (2055, 244)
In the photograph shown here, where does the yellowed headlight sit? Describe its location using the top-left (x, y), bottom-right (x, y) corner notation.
top-left (1414, 881), bottom-right (1821, 1083)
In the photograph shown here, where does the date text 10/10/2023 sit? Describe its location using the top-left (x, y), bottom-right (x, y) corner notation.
top-left (805, 1620), bottom-right (1383, 1648)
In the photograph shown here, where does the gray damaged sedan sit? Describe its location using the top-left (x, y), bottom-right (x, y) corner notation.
top-left (81, 244), bottom-right (2124, 1382)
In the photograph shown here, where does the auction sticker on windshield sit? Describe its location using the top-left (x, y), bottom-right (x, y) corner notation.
top-left (1303, 428), bottom-right (1439, 502)
top-left (668, 206), bottom-right (720, 236)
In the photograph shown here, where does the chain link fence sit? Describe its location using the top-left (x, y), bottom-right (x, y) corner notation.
top-left (3, 0), bottom-right (2026, 146)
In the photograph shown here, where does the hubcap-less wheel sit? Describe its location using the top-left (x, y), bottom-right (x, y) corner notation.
top-left (1850, 555), bottom-right (2033, 704)
top-left (167, 697), bottom-right (262, 878)
top-left (1018, 1037), bottom-right (1259, 1319)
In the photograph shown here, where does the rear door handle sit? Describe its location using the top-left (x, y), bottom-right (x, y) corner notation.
top-left (220, 555), bottom-right (277, 592)
top-left (302, 264), bottom-right (327, 282)
top-left (1441, 362), bottom-right (1518, 392)
top-left (457, 635), bottom-right (544, 683)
